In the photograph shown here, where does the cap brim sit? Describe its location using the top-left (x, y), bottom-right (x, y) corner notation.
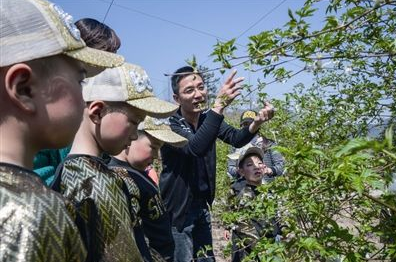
top-left (244, 147), bottom-right (264, 159)
top-left (65, 46), bottom-right (124, 77)
top-left (238, 147), bottom-right (264, 165)
top-left (146, 130), bottom-right (187, 147)
top-left (128, 97), bottom-right (178, 118)
top-left (227, 152), bottom-right (240, 160)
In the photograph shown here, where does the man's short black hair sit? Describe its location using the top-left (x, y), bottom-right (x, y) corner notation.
top-left (171, 66), bottom-right (203, 95)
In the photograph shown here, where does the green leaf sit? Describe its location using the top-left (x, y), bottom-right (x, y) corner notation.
top-left (350, 174), bottom-right (364, 195)
top-left (335, 139), bottom-right (377, 157)
top-left (385, 125), bottom-right (394, 149)
top-left (325, 15), bottom-right (338, 28)
top-left (288, 8), bottom-right (295, 21)
top-left (185, 55), bottom-right (197, 69)
top-left (298, 237), bottom-right (324, 251)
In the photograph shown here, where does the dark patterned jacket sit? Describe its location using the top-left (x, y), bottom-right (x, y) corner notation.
top-left (228, 179), bottom-right (281, 262)
top-left (0, 163), bottom-right (86, 262)
top-left (108, 158), bottom-right (171, 262)
top-left (51, 155), bottom-right (143, 262)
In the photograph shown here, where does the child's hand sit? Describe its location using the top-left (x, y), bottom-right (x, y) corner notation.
top-left (263, 167), bottom-right (273, 175)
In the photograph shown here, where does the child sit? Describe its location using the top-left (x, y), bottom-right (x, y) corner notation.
top-left (227, 110), bottom-right (285, 183)
top-left (227, 146), bottom-right (281, 262)
top-left (51, 63), bottom-right (178, 262)
top-left (109, 116), bottom-right (187, 262)
top-left (34, 17), bottom-right (122, 185)
top-left (0, 0), bottom-right (123, 261)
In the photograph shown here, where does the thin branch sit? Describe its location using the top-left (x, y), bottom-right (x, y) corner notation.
top-left (283, 53), bottom-right (396, 60)
top-left (165, 0), bottom-right (396, 76)
top-left (242, 68), bottom-right (306, 98)
top-left (382, 149), bottom-right (396, 160)
top-left (362, 192), bottom-right (396, 213)
top-left (250, 58), bottom-right (300, 72)
top-left (229, 0), bottom-right (394, 63)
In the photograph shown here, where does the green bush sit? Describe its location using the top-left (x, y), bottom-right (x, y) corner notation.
top-left (212, 0), bottom-right (396, 260)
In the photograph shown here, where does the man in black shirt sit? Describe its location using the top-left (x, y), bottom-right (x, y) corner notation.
top-left (160, 66), bottom-right (275, 261)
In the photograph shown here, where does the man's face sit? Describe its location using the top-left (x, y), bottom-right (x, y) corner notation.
top-left (126, 134), bottom-right (163, 170)
top-left (97, 103), bottom-right (146, 155)
top-left (174, 74), bottom-right (207, 114)
top-left (239, 155), bottom-right (265, 186)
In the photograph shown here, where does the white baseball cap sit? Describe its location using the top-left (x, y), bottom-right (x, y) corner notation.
top-left (82, 63), bottom-right (178, 118)
top-left (0, 0), bottom-right (124, 76)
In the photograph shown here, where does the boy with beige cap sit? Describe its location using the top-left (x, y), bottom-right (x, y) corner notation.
top-left (0, 0), bottom-right (123, 262)
top-left (0, 0), bottom-right (123, 261)
top-left (51, 63), bottom-right (178, 262)
top-left (109, 116), bottom-right (187, 262)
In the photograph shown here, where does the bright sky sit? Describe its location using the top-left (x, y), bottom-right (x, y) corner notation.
top-left (53, 0), bottom-right (327, 105)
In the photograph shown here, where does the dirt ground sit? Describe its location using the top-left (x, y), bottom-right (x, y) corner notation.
top-left (212, 218), bottom-right (230, 262)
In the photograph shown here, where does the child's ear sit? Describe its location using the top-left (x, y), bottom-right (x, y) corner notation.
top-left (237, 167), bottom-right (245, 177)
top-left (88, 101), bottom-right (106, 124)
top-left (4, 63), bottom-right (36, 113)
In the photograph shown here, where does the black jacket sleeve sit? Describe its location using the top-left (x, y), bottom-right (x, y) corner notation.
top-left (217, 119), bottom-right (256, 148)
top-left (169, 110), bottom-right (224, 157)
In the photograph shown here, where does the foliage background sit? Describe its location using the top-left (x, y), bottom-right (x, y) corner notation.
top-left (210, 0), bottom-right (396, 261)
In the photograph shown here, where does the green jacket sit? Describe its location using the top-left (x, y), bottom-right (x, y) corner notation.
top-left (33, 147), bottom-right (70, 185)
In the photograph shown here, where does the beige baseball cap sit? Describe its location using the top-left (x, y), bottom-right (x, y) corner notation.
top-left (0, 0), bottom-right (124, 76)
top-left (82, 63), bottom-right (178, 118)
top-left (138, 116), bottom-right (187, 147)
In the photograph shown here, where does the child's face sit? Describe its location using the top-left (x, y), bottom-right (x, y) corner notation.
top-left (239, 155), bottom-right (265, 186)
top-left (98, 104), bottom-right (146, 155)
top-left (126, 134), bottom-right (164, 170)
top-left (36, 56), bottom-right (86, 148)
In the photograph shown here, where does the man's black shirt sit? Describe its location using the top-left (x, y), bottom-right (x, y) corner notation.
top-left (160, 108), bottom-right (256, 231)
